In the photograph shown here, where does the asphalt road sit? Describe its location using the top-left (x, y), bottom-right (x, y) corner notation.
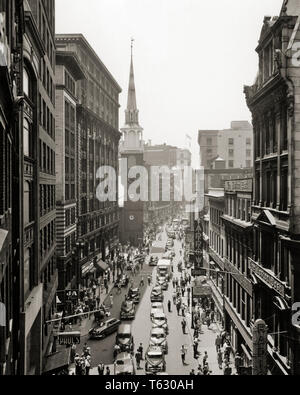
top-left (77, 262), bottom-right (154, 366)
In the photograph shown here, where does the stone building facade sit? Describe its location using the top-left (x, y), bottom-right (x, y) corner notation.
top-left (244, 0), bottom-right (300, 375)
top-left (56, 35), bottom-right (121, 286)
top-left (55, 51), bottom-right (85, 304)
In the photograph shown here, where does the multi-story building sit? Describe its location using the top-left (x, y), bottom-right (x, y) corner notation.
top-left (244, 0), bottom-right (300, 375)
top-left (0, 0), bottom-right (24, 376)
top-left (199, 121), bottom-right (253, 170)
top-left (203, 156), bottom-right (253, 194)
top-left (55, 51), bottom-right (85, 303)
top-left (205, 188), bottom-right (225, 326)
top-left (222, 178), bottom-right (253, 368)
top-left (17, 0), bottom-right (57, 375)
top-left (143, 143), bottom-right (187, 228)
top-left (56, 34), bottom-right (121, 286)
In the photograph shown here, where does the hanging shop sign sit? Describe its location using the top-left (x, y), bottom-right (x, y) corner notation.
top-left (58, 331), bottom-right (81, 346)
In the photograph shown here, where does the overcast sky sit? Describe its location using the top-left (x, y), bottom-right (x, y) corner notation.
top-left (56, 0), bottom-right (283, 167)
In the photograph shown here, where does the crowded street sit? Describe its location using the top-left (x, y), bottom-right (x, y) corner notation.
top-left (63, 224), bottom-right (235, 376)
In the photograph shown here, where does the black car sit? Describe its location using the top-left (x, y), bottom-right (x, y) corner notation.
top-left (149, 256), bottom-right (158, 267)
top-left (115, 274), bottom-right (129, 288)
top-left (127, 288), bottom-right (140, 304)
top-left (89, 318), bottom-right (121, 340)
top-left (120, 300), bottom-right (136, 320)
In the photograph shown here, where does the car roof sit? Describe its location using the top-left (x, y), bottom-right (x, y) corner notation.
top-left (118, 323), bottom-right (132, 332)
top-left (148, 345), bottom-right (162, 353)
top-left (152, 312), bottom-right (166, 318)
top-left (151, 327), bottom-right (165, 335)
top-left (115, 352), bottom-right (132, 361)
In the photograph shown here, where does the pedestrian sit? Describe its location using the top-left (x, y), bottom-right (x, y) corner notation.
top-left (71, 343), bottom-right (77, 363)
top-left (181, 305), bottom-right (186, 317)
top-left (215, 334), bottom-right (222, 352)
top-left (217, 349), bottom-right (223, 370)
top-left (203, 363), bottom-right (211, 376)
top-left (206, 316), bottom-right (211, 329)
top-left (110, 294), bottom-right (114, 307)
top-left (180, 345), bottom-right (187, 365)
top-left (172, 278), bottom-right (176, 289)
top-left (190, 369), bottom-right (195, 375)
top-left (176, 302), bottom-right (181, 316)
top-left (181, 288), bottom-right (185, 297)
top-left (193, 338), bottom-right (199, 359)
top-left (234, 352), bottom-right (242, 375)
top-left (181, 318), bottom-right (187, 334)
top-left (138, 343), bottom-right (144, 360)
top-left (114, 344), bottom-right (121, 359)
top-left (203, 351), bottom-right (208, 366)
top-left (168, 300), bottom-right (172, 313)
top-left (105, 366), bottom-right (111, 375)
top-left (85, 355), bottom-right (91, 375)
top-left (135, 350), bottom-right (142, 369)
top-left (98, 363), bottom-right (104, 375)
top-left (148, 276), bottom-right (152, 286)
top-left (224, 362), bottom-right (232, 376)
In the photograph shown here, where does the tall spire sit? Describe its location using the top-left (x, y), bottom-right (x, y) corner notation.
top-left (125, 38), bottom-right (139, 125)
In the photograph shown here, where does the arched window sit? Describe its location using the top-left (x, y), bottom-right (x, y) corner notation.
top-left (24, 248), bottom-right (31, 295)
top-left (24, 181), bottom-right (31, 225)
top-left (23, 68), bottom-right (30, 97)
top-left (24, 118), bottom-right (30, 157)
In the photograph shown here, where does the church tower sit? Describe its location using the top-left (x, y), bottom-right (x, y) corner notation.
top-left (120, 40), bottom-right (144, 247)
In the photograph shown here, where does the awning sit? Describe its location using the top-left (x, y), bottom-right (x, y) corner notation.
top-left (43, 349), bottom-right (71, 375)
top-left (273, 296), bottom-right (289, 311)
top-left (95, 260), bottom-right (109, 272)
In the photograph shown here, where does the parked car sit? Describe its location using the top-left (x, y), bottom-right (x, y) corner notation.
top-left (114, 353), bottom-right (135, 375)
top-left (150, 286), bottom-right (164, 303)
top-left (127, 287), bottom-right (140, 304)
top-left (151, 312), bottom-right (169, 334)
top-left (89, 318), bottom-right (121, 340)
top-left (149, 328), bottom-right (168, 354)
top-left (145, 346), bottom-right (166, 375)
top-left (120, 300), bottom-right (136, 320)
top-left (156, 276), bottom-right (168, 291)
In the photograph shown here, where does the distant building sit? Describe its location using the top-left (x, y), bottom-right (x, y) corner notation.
top-left (198, 121), bottom-right (253, 170)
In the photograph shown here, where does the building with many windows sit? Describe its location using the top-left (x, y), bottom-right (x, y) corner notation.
top-left (55, 51), bottom-right (85, 305)
top-left (222, 178), bottom-right (253, 368)
top-left (55, 34), bottom-right (121, 286)
top-left (0, 0), bottom-right (24, 376)
top-left (198, 121), bottom-right (253, 170)
top-left (244, 0), bottom-right (300, 375)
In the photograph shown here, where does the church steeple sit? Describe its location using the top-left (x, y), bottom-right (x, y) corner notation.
top-left (125, 39), bottom-right (140, 126)
top-left (120, 39), bottom-right (144, 153)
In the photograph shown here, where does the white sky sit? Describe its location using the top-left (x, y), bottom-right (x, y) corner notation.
top-left (56, 0), bottom-right (284, 167)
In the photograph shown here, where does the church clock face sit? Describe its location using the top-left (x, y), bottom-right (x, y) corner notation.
top-left (128, 155), bottom-right (136, 168)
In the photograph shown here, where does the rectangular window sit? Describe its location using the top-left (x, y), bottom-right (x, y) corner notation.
top-left (228, 160), bottom-right (234, 168)
top-left (228, 138), bottom-right (234, 145)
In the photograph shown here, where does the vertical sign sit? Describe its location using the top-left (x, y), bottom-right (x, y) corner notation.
top-left (252, 319), bottom-right (268, 375)
top-left (193, 220), bottom-right (206, 276)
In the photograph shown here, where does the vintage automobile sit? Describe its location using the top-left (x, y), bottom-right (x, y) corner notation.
top-left (89, 318), bottom-right (121, 340)
top-left (116, 324), bottom-right (134, 353)
top-left (156, 276), bottom-right (168, 291)
top-left (114, 353), bottom-right (135, 375)
top-left (145, 346), bottom-right (166, 375)
top-left (149, 256), bottom-right (159, 267)
top-left (115, 274), bottom-right (129, 288)
top-left (150, 286), bottom-right (164, 303)
top-left (149, 328), bottom-right (168, 354)
top-left (120, 300), bottom-right (136, 320)
top-left (151, 312), bottom-right (169, 334)
top-left (127, 287), bottom-right (140, 304)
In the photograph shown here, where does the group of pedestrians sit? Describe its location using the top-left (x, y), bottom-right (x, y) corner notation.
top-left (74, 343), bottom-right (92, 375)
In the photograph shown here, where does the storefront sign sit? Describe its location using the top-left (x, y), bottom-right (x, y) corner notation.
top-left (58, 331), bottom-right (81, 346)
top-left (192, 284), bottom-right (212, 297)
top-left (249, 258), bottom-right (285, 298)
top-left (252, 319), bottom-right (268, 376)
top-left (225, 179), bottom-right (252, 193)
top-left (224, 258), bottom-right (252, 296)
top-left (81, 262), bottom-right (94, 276)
